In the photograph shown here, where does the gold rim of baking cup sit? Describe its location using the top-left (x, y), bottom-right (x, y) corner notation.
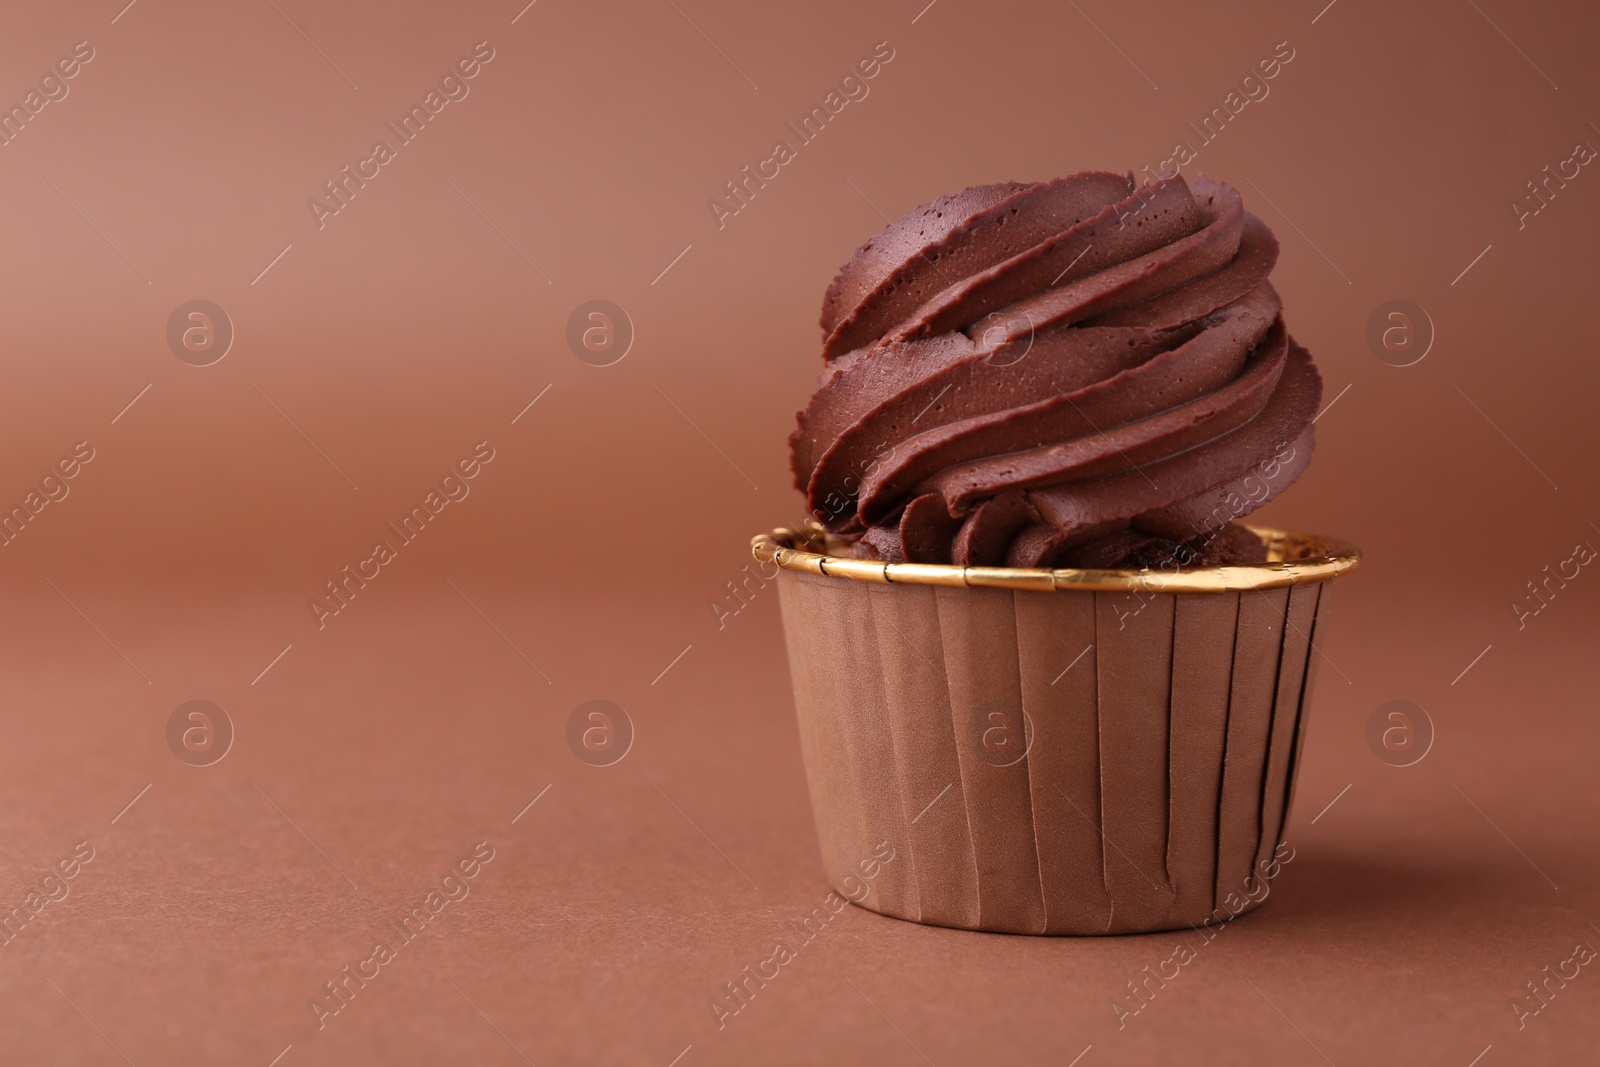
top-left (752, 524), bottom-right (1360, 593)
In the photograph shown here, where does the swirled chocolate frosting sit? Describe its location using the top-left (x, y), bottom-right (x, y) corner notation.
top-left (789, 172), bottom-right (1322, 567)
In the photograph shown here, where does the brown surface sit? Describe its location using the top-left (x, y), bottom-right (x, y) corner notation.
top-left (1, 0), bottom-right (1598, 1063)
top-left (2, 585), bottom-right (1597, 1065)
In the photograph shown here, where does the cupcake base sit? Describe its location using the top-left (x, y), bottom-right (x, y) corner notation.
top-left (764, 526), bottom-right (1353, 935)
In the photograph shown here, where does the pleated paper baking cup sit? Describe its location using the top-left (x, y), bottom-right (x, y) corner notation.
top-left (753, 524), bottom-right (1359, 935)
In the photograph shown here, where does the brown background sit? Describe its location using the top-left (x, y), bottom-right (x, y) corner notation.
top-left (1, 0), bottom-right (1597, 1063)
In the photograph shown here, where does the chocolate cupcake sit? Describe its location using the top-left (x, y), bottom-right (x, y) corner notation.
top-left (759, 172), bottom-right (1359, 934)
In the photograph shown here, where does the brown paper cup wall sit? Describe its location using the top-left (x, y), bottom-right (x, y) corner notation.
top-left (755, 526), bottom-right (1359, 936)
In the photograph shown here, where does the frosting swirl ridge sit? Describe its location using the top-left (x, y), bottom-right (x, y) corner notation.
top-left (790, 171), bottom-right (1322, 568)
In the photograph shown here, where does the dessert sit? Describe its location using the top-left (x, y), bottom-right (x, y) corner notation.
top-left (757, 171), bottom-right (1358, 936)
top-left (790, 172), bottom-right (1319, 569)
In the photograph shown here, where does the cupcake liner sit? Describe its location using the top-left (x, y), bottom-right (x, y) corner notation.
top-left (761, 525), bottom-right (1356, 936)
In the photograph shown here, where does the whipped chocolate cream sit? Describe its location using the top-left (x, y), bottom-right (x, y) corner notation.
top-left (789, 172), bottom-right (1322, 567)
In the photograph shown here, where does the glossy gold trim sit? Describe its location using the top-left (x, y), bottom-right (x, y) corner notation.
top-left (751, 523), bottom-right (1360, 593)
